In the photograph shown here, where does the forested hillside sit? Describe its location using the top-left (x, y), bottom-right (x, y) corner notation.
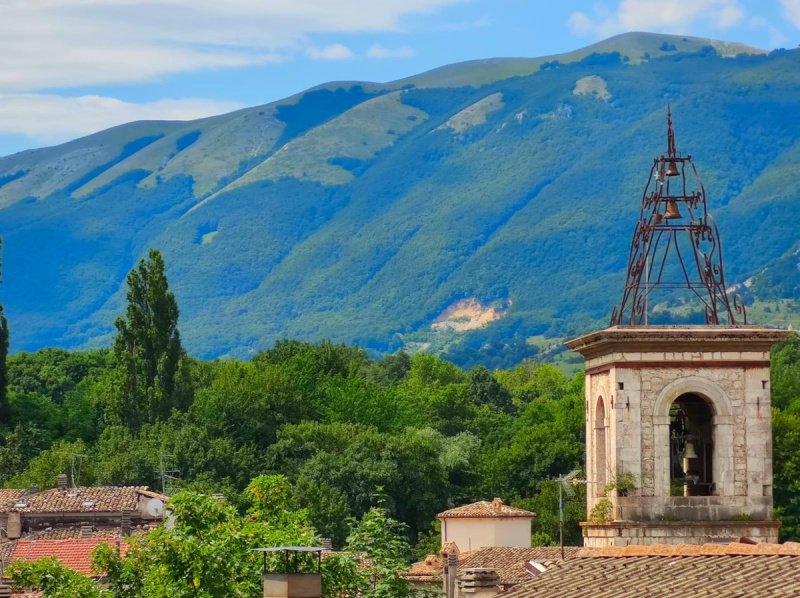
top-left (3, 250), bottom-right (800, 547)
top-left (2, 33), bottom-right (800, 367)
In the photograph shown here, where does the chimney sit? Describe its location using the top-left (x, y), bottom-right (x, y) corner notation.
top-left (56, 474), bottom-right (69, 490)
top-left (6, 512), bottom-right (21, 540)
top-left (444, 553), bottom-right (459, 598)
top-left (28, 484), bottom-right (40, 495)
top-left (120, 511), bottom-right (132, 537)
top-left (492, 498), bottom-right (503, 512)
top-left (458, 567), bottom-right (500, 597)
top-left (80, 522), bottom-right (94, 538)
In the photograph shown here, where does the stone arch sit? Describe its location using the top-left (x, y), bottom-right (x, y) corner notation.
top-left (594, 396), bottom-right (608, 496)
top-left (652, 376), bottom-right (734, 498)
top-left (653, 376), bottom-right (733, 419)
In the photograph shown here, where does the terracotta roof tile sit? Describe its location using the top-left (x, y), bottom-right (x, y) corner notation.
top-left (406, 554), bottom-right (443, 582)
top-left (7, 486), bottom-right (166, 514)
top-left (11, 538), bottom-right (129, 576)
top-left (407, 546), bottom-right (580, 586)
top-left (0, 490), bottom-right (25, 511)
top-left (500, 543), bottom-right (800, 598)
top-left (19, 523), bottom-right (157, 541)
top-left (578, 542), bottom-right (800, 558)
top-left (0, 539), bottom-right (17, 563)
top-left (441, 541), bottom-right (460, 555)
top-left (459, 547), bottom-right (580, 585)
top-left (438, 499), bottom-right (535, 519)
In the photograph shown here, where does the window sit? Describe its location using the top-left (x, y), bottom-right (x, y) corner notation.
top-left (669, 394), bottom-right (713, 496)
top-left (595, 397), bottom-right (607, 495)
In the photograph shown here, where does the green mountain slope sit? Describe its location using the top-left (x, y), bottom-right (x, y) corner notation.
top-left (1, 33), bottom-right (798, 367)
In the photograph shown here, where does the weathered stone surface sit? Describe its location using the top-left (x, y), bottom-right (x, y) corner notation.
top-left (567, 326), bottom-right (788, 547)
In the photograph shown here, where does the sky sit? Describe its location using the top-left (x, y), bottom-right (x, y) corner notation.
top-left (1, 0), bottom-right (798, 157)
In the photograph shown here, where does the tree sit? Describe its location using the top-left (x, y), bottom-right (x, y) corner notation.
top-left (113, 249), bottom-right (184, 430)
top-left (10, 557), bottom-right (106, 597)
top-left (94, 490), bottom-right (316, 597)
top-left (0, 304), bottom-right (9, 423)
top-left (468, 366), bottom-right (513, 413)
top-left (345, 504), bottom-right (415, 598)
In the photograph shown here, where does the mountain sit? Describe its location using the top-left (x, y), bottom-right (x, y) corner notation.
top-left (1, 32), bottom-right (799, 368)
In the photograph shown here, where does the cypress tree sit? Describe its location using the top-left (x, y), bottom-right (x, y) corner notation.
top-left (0, 304), bottom-right (8, 422)
top-left (114, 249), bottom-right (183, 430)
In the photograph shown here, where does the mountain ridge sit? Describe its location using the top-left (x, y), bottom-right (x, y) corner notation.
top-left (1, 32), bottom-right (799, 367)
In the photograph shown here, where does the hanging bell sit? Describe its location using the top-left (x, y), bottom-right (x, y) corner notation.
top-left (665, 159), bottom-right (680, 177)
top-left (664, 200), bottom-right (682, 220)
top-left (683, 441), bottom-right (699, 460)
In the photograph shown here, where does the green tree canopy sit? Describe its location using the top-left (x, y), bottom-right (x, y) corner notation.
top-left (113, 249), bottom-right (186, 430)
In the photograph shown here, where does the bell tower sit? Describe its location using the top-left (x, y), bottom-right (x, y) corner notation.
top-left (566, 111), bottom-right (789, 547)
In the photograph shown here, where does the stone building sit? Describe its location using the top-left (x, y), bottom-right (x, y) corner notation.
top-left (567, 326), bottom-right (788, 546)
top-left (564, 111), bottom-right (789, 546)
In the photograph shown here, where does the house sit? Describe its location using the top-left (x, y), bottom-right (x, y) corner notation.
top-left (2, 483), bottom-right (167, 542)
top-left (408, 498), bottom-right (576, 596)
top-left (438, 498), bottom-right (534, 553)
top-left (496, 541), bottom-right (800, 597)
top-left (0, 479), bottom-right (167, 579)
top-left (10, 537), bottom-right (129, 576)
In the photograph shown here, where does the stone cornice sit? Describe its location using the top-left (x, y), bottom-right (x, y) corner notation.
top-left (566, 325), bottom-right (790, 359)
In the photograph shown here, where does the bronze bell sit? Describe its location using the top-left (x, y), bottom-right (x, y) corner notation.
top-left (664, 200), bottom-right (682, 220)
top-left (665, 159), bottom-right (680, 177)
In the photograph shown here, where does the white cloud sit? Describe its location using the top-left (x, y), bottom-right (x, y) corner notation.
top-left (568, 0), bottom-right (745, 38)
top-left (367, 44), bottom-right (416, 59)
top-left (306, 44), bottom-right (355, 61)
top-left (0, 0), bottom-right (463, 91)
top-left (749, 15), bottom-right (789, 48)
top-left (0, 93), bottom-right (244, 144)
top-left (781, 0), bottom-right (800, 28)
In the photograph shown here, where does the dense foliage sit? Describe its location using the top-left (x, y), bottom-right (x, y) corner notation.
top-left (4, 250), bottom-right (800, 596)
top-left (10, 478), bottom-right (428, 597)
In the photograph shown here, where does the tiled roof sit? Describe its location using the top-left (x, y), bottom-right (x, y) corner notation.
top-left (407, 546), bottom-right (580, 586)
top-left (498, 544), bottom-right (800, 598)
top-left (19, 523), bottom-right (157, 541)
top-left (406, 554), bottom-right (442, 582)
top-left (8, 486), bottom-right (166, 514)
top-left (459, 547), bottom-right (581, 585)
top-left (11, 538), bottom-right (129, 576)
top-left (0, 490), bottom-right (25, 511)
top-left (579, 541), bottom-right (800, 557)
top-left (441, 541), bottom-right (460, 555)
top-left (0, 539), bottom-right (17, 563)
top-left (438, 499), bottom-right (534, 519)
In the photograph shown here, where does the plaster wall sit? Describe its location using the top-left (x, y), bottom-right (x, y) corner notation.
top-left (441, 517), bottom-right (532, 552)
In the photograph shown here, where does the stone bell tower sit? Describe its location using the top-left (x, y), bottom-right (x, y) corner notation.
top-left (566, 111), bottom-right (789, 547)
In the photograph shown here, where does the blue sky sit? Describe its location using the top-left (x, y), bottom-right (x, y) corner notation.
top-left (0, 0), bottom-right (798, 156)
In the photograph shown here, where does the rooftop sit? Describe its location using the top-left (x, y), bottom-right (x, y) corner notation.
top-left (5, 486), bottom-right (167, 514)
top-left (437, 498), bottom-right (534, 519)
top-left (0, 490), bottom-right (25, 511)
top-left (498, 542), bottom-right (800, 598)
top-left (10, 538), bottom-right (129, 576)
top-left (407, 546), bottom-right (580, 586)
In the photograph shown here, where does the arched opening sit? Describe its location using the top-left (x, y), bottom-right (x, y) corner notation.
top-left (669, 394), bottom-right (714, 496)
top-left (594, 397), bottom-right (607, 495)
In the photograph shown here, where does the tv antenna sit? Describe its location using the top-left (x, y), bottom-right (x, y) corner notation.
top-left (157, 453), bottom-right (180, 496)
top-left (555, 469), bottom-right (582, 560)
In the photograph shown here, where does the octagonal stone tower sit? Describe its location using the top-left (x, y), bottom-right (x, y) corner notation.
top-left (566, 325), bottom-right (788, 547)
